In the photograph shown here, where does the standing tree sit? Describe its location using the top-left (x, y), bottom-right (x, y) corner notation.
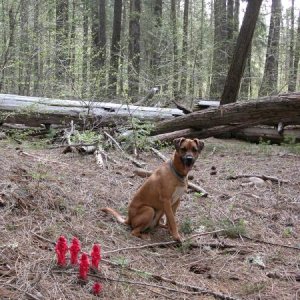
top-left (220, 0), bottom-right (263, 104)
top-left (171, 0), bottom-right (178, 97)
top-left (90, 0), bottom-right (107, 97)
top-left (55, 0), bottom-right (69, 83)
top-left (128, 0), bottom-right (141, 98)
top-left (109, 0), bottom-right (122, 95)
top-left (150, 0), bottom-right (162, 84)
top-left (210, 0), bottom-right (227, 99)
top-left (180, 0), bottom-right (189, 95)
top-left (19, 0), bottom-right (30, 95)
top-left (259, 0), bottom-right (282, 96)
top-left (290, 9), bottom-right (300, 92)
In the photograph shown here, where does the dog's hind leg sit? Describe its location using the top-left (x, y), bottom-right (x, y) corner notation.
top-left (130, 206), bottom-right (155, 239)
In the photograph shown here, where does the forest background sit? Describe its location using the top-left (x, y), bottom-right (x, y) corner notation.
top-left (0, 0), bottom-right (299, 106)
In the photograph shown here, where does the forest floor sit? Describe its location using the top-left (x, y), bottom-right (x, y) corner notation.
top-left (0, 136), bottom-right (299, 300)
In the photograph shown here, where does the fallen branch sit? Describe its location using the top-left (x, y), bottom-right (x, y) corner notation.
top-left (101, 260), bottom-right (240, 300)
top-left (172, 99), bottom-right (192, 114)
top-left (103, 229), bottom-right (224, 254)
top-left (3, 283), bottom-right (41, 300)
top-left (104, 131), bottom-right (145, 168)
top-left (150, 147), bottom-right (208, 196)
top-left (17, 150), bottom-right (68, 166)
top-left (227, 174), bottom-right (289, 184)
top-left (242, 235), bottom-right (300, 251)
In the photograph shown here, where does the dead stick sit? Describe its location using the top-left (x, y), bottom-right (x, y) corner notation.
top-left (103, 229), bottom-right (224, 254)
top-left (101, 260), bottom-right (240, 300)
top-left (104, 131), bottom-right (146, 168)
top-left (17, 150), bottom-right (69, 166)
top-left (53, 269), bottom-right (241, 300)
top-left (150, 147), bottom-right (208, 196)
top-left (4, 283), bottom-right (42, 300)
top-left (242, 235), bottom-right (300, 251)
top-left (227, 174), bottom-right (289, 184)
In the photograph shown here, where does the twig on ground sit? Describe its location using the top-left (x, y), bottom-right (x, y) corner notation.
top-left (17, 150), bottom-right (68, 166)
top-left (103, 229), bottom-right (224, 254)
top-left (242, 235), bottom-right (300, 251)
top-left (53, 269), bottom-right (241, 300)
top-left (3, 283), bottom-right (42, 300)
top-left (104, 131), bottom-right (146, 168)
top-left (227, 174), bottom-right (289, 184)
top-left (150, 147), bottom-right (208, 196)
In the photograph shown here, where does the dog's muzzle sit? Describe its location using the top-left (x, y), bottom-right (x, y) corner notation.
top-left (182, 155), bottom-right (195, 167)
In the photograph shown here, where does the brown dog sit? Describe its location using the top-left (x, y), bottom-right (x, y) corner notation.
top-left (101, 138), bottom-right (204, 241)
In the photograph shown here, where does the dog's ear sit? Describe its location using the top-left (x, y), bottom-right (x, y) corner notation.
top-left (173, 137), bottom-right (186, 151)
top-left (193, 139), bottom-right (204, 152)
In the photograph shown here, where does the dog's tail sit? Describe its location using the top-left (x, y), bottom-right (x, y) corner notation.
top-left (101, 207), bottom-right (127, 224)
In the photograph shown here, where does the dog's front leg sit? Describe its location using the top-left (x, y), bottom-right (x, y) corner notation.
top-left (163, 200), bottom-right (181, 242)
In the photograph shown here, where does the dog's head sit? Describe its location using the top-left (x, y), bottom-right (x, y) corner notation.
top-left (173, 138), bottom-right (204, 171)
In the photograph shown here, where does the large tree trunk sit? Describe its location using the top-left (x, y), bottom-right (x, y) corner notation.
top-left (128, 0), bottom-right (141, 98)
top-left (180, 0), bottom-right (189, 95)
top-left (109, 0), bottom-right (122, 95)
top-left (55, 0), bottom-right (69, 83)
top-left (289, 9), bottom-right (300, 92)
top-left (0, 94), bottom-right (183, 128)
top-left (220, 0), bottom-right (262, 105)
top-left (171, 0), bottom-right (178, 97)
top-left (259, 0), bottom-right (281, 96)
top-left (152, 93), bottom-right (300, 135)
top-left (210, 0), bottom-right (227, 99)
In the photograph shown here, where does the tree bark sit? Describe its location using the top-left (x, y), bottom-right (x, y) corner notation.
top-left (259, 0), bottom-right (281, 96)
top-left (55, 0), bottom-right (69, 82)
top-left (289, 9), bottom-right (300, 92)
top-left (152, 93), bottom-right (300, 135)
top-left (171, 0), bottom-right (178, 97)
top-left (0, 94), bottom-right (183, 128)
top-left (128, 0), bottom-right (141, 97)
top-left (180, 0), bottom-right (189, 95)
top-left (82, 0), bottom-right (89, 97)
top-left (210, 0), bottom-right (227, 99)
top-left (109, 0), bottom-right (122, 95)
top-left (150, 0), bottom-right (162, 81)
top-left (288, 0), bottom-right (295, 92)
top-left (220, 0), bottom-right (262, 105)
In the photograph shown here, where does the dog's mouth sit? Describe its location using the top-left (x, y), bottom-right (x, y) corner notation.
top-left (181, 156), bottom-right (195, 170)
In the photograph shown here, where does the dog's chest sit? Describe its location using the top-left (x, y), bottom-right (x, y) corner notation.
top-left (172, 186), bottom-right (185, 204)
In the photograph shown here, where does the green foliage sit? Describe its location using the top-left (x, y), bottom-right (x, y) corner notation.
top-left (122, 118), bottom-right (154, 152)
top-left (70, 130), bottom-right (102, 144)
top-left (180, 217), bottom-right (194, 234)
top-left (282, 135), bottom-right (300, 154)
top-left (220, 218), bottom-right (247, 238)
top-left (197, 217), bottom-right (247, 239)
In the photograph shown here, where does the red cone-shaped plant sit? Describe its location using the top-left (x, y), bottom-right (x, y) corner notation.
top-left (91, 244), bottom-right (101, 270)
top-left (92, 282), bottom-right (102, 296)
top-left (69, 237), bottom-right (81, 265)
top-left (55, 236), bottom-right (68, 266)
top-left (79, 252), bottom-right (89, 280)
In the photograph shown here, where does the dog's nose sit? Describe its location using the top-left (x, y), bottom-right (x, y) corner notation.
top-left (185, 156), bottom-right (194, 166)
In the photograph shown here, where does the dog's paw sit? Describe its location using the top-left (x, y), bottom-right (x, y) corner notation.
top-left (173, 233), bottom-right (182, 243)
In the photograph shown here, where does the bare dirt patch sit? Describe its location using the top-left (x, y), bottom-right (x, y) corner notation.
top-left (0, 137), bottom-right (299, 299)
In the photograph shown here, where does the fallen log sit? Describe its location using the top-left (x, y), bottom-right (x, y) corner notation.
top-left (152, 93), bottom-right (300, 136)
top-left (0, 93), bottom-right (183, 127)
top-left (229, 126), bottom-right (300, 144)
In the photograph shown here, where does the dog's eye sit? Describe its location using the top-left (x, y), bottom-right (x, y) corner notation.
top-left (192, 147), bottom-right (197, 152)
top-left (181, 147), bottom-right (187, 152)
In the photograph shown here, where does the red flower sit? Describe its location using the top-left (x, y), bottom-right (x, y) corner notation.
top-left (69, 237), bottom-right (81, 265)
top-left (79, 252), bottom-right (89, 280)
top-left (92, 282), bottom-right (102, 296)
top-left (91, 244), bottom-right (101, 270)
top-left (55, 236), bottom-right (68, 266)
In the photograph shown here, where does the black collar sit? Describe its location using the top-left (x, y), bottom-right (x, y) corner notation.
top-left (168, 160), bottom-right (186, 183)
